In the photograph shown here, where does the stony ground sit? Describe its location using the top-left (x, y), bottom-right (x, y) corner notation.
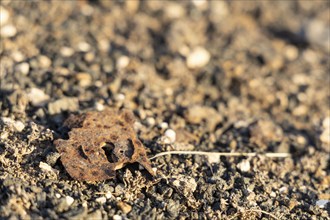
top-left (0, 1), bottom-right (329, 219)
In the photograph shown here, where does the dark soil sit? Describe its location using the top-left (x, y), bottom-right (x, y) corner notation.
top-left (0, 1), bottom-right (329, 219)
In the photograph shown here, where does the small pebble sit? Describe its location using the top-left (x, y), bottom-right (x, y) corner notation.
top-left (117, 56), bottom-right (130, 69)
top-left (1, 117), bottom-right (25, 132)
top-left (1, 24), bottom-right (17, 38)
top-left (0, 6), bottom-right (9, 26)
top-left (77, 41), bottom-right (91, 52)
top-left (65, 196), bottom-right (74, 207)
top-left (114, 93), bottom-right (125, 102)
top-left (27, 88), bottom-right (50, 107)
top-left (146, 117), bottom-right (156, 126)
top-left (105, 192), bottom-right (112, 199)
top-left (48, 97), bottom-right (79, 115)
top-left (60, 47), bottom-right (74, 57)
top-left (55, 193), bottom-right (61, 199)
top-left (237, 159), bottom-right (251, 172)
top-left (113, 215), bottom-right (122, 220)
top-left (159, 122), bottom-right (169, 129)
top-left (164, 129), bottom-right (176, 143)
top-left (16, 62), bottom-right (30, 75)
top-left (207, 155), bottom-right (220, 164)
top-left (316, 200), bottom-right (329, 209)
top-left (76, 72), bottom-right (92, 87)
top-left (11, 51), bottom-right (24, 62)
top-left (95, 196), bottom-right (107, 204)
top-left (95, 102), bottom-right (105, 111)
top-left (38, 55), bottom-right (52, 68)
top-left (117, 201), bottom-right (132, 214)
top-left (186, 47), bottom-right (210, 69)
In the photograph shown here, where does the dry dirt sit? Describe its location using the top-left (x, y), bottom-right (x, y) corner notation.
top-left (0, 1), bottom-right (329, 219)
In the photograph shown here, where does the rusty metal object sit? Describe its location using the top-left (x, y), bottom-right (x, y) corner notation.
top-left (54, 108), bottom-right (155, 181)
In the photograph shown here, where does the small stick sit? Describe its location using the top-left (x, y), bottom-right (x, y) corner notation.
top-left (149, 151), bottom-right (291, 160)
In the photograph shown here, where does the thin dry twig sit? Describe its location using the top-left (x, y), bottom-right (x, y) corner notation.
top-left (149, 151), bottom-right (291, 160)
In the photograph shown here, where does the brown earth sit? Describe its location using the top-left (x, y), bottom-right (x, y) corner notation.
top-left (0, 1), bottom-right (329, 219)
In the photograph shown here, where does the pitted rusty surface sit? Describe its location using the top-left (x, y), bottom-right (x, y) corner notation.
top-left (54, 109), bottom-right (155, 181)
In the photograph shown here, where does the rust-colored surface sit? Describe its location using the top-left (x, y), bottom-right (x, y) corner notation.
top-left (54, 109), bottom-right (155, 181)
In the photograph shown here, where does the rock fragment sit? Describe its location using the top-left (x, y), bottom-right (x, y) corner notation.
top-left (48, 97), bottom-right (79, 115)
top-left (27, 88), bottom-right (50, 107)
top-left (186, 47), bottom-right (210, 69)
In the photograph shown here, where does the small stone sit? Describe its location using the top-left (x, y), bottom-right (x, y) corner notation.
top-left (164, 129), bottom-right (176, 143)
top-left (77, 41), bottom-right (91, 52)
top-left (16, 62), bottom-right (30, 75)
top-left (105, 192), bottom-right (112, 199)
top-left (164, 3), bottom-right (185, 19)
top-left (159, 122), bottom-right (169, 129)
top-left (95, 196), bottom-right (107, 204)
top-left (55, 193), bottom-right (61, 199)
top-left (320, 130), bottom-right (330, 145)
top-left (270, 191), bottom-right (276, 198)
top-left (279, 186), bottom-right (288, 194)
top-left (76, 72), bottom-right (92, 87)
top-left (207, 155), bottom-right (220, 164)
top-left (95, 102), bottom-right (105, 111)
top-left (237, 159), bottom-right (251, 172)
top-left (146, 117), bottom-right (155, 126)
top-left (117, 201), bottom-right (132, 214)
top-left (113, 215), bottom-right (122, 220)
top-left (316, 200), bottom-right (329, 209)
top-left (48, 97), bottom-right (79, 115)
top-left (65, 196), bottom-right (74, 207)
top-left (38, 55), bottom-right (52, 68)
top-left (192, 0), bottom-right (208, 9)
top-left (39, 162), bottom-right (58, 176)
top-left (186, 47), bottom-right (210, 69)
top-left (0, 6), bottom-right (9, 26)
top-left (0, 117), bottom-right (25, 132)
top-left (114, 93), bottom-right (125, 102)
top-left (1, 24), bottom-right (17, 38)
top-left (11, 51), bottom-right (24, 62)
top-left (125, 0), bottom-right (139, 14)
top-left (284, 45), bottom-right (298, 61)
top-left (117, 56), bottom-right (130, 69)
top-left (322, 117), bottom-right (330, 129)
top-left (60, 47), bottom-right (74, 57)
top-left (27, 88), bottom-right (50, 107)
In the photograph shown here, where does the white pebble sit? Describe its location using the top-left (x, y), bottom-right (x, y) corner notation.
top-left (38, 55), bottom-right (52, 68)
top-left (117, 56), bottom-right (130, 69)
top-left (279, 186), bottom-right (288, 194)
top-left (95, 102), bottom-right (105, 111)
top-left (77, 41), bottom-right (91, 52)
top-left (186, 47), bottom-right (210, 69)
top-left (0, 6), bottom-right (9, 26)
top-left (60, 47), bottom-right (74, 57)
top-left (146, 117), bottom-right (156, 126)
top-left (322, 117), bottom-right (330, 129)
top-left (96, 196), bottom-right (107, 204)
top-left (270, 191), bottom-right (276, 198)
top-left (105, 192), bottom-right (112, 199)
top-left (164, 129), bottom-right (176, 143)
top-left (11, 51), bottom-right (24, 62)
top-left (207, 155), bottom-right (220, 164)
top-left (55, 193), bottom-right (61, 199)
top-left (16, 62), bottom-right (30, 75)
top-left (113, 215), bottom-right (122, 220)
top-left (27, 88), bottom-right (50, 107)
top-left (159, 122), bottom-right (168, 129)
top-left (114, 93), bottom-right (125, 101)
top-left (316, 200), bottom-right (329, 209)
top-left (1, 117), bottom-right (25, 132)
top-left (1, 24), bottom-right (17, 38)
top-left (65, 196), bottom-right (74, 206)
top-left (237, 159), bottom-right (251, 172)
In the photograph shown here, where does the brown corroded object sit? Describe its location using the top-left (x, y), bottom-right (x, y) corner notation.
top-left (54, 108), bottom-right (155, 181)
